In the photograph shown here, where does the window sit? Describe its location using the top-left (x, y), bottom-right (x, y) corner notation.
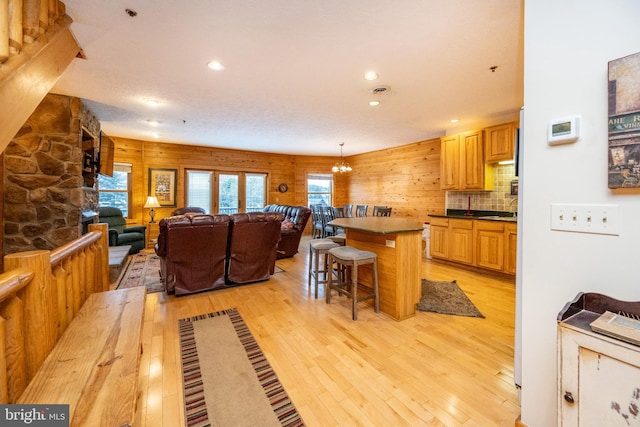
top-left (186, 169), bottom-right (267, 214)
top-left (186, 170), bottom-right (212, 213)
top-left (307, 173), bottom-right (333, 207)
top-left (97, 163), bottom-right (132, 216)
top-left (245, 173), bottom-right (267, 212)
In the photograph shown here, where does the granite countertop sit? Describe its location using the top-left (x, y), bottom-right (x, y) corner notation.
top-left (429, 209), bottom-right (518, 222)
top-left (329, 217), bottom-right (425, 234)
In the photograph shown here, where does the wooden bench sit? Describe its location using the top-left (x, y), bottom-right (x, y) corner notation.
top-left (17, 287), bottom-right (146, 427)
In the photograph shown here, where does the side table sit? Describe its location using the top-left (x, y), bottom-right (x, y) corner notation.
top-left (145, 221), bottom-right (159, 249)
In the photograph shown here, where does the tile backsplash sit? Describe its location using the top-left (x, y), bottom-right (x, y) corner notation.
top-left (446, 164), bottom-right (518, 213)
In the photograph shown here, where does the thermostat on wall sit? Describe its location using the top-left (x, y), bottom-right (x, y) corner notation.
top-left (548, 115), bottom-right (581, 145)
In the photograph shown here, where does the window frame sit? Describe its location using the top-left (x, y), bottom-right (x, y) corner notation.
top-left (97, 162), bottom-right (132, 217)
top-left (307, 173), bottom-right (334, 207)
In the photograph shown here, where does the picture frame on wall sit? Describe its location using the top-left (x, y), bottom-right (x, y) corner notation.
top-left (608, 51), bottom-right (640, 189)
top-left (149, 168), bottom-right (177, 207)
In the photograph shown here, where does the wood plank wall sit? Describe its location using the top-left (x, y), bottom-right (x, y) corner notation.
top-left (345, 138), bottom-right (445, 220)
top-left (112, 136), bottom-right (445, 228)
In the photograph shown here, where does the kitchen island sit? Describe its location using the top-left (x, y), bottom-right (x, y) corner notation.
top-left (329, 217), bottom-right (424, 321)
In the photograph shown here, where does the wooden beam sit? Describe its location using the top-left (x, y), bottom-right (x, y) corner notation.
top-left (0, 14), bottom-right (80, 154)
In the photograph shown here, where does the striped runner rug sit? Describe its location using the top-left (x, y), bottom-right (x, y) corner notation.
top-left (179, 308), bottom-right (305, 427)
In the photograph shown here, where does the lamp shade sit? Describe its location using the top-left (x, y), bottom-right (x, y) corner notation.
top-left (144, 196), bottom-right (160, 208)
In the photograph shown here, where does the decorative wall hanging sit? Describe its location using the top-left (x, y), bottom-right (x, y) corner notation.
top-left (608, 51), bottom-right (640, 188)
top-left (149, 168), bottom-right (177, 207)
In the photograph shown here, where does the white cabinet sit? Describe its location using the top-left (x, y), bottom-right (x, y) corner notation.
top-left (557, 293), bottom-right (640, 426)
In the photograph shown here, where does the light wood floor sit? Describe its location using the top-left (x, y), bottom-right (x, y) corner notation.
top-left (134, 236), bottom-right (520, 426)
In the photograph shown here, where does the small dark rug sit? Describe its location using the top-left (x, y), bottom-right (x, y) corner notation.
top-left (417, 279), bottom-right (484, 318)
top-left (117, 251), bottom-right (164, 293)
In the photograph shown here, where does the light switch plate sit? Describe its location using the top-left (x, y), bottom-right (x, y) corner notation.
top-left (550, 203), bottom-right (619, 235)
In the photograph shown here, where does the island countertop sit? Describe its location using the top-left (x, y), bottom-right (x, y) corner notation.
top-left (329, 217), bottom-right (425, 234)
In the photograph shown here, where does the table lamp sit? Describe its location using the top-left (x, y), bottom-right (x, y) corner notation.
top-left (144, 196), bottom-right (160, 223)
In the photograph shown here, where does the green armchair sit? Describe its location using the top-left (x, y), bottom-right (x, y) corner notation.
top-left (98, 207), bottom-right (147, 254)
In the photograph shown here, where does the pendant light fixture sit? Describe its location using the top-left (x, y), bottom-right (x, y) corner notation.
top-left (331, 142), bottom-right (352, 173)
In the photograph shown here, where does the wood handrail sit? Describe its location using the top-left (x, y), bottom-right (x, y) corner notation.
top-left (0, 222), bottom-right (110, 403)
top-left (0, 268), bottom-right (34, 304)
top-left (50, 230), bottom-right (101, 267)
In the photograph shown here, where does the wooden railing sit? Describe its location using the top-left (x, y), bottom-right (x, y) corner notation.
top-left (0, 223), bottom-right (109, 403)
top-left (0, 0), bottom-right (65, 63)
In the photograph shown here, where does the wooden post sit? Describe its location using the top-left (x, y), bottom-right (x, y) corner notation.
top-left (4, 250), bottom-right (57, 382)
top-left (8, 0), bottom-right (23, 54)
top-left (89, 223), bottom-right (110, 291)
top-left (38, 0), bottom-right (47, 34)
top-left (0, 315), bottom-right (7, 402)
top-left (0, 0), bottom-right (8, 62)
top-left (22, 0), bottom-right (39, 43)
top-left (0, 296), bottom-right (26, 402)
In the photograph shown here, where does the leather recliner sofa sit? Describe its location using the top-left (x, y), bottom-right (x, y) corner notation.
top-left (155, 214), bottom-right (230, 295)
top-left (263, 204), bottom-right (311, 259)
top-left (227, 212), bottom-right (283, 285)
top-left (155, 212), bottom-right (284, 295)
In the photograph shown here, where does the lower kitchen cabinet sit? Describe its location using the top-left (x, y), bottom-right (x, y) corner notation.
top-left (429, 217), bottom-right (449, 259)
top-left (449, 219), bottom-right (474, 265)
top-left (504, 223), bottom-right (517, 274)
top-left (429, 217), bottom-right (517, 275)
top-left (475, 221), bottom-right (504, 271)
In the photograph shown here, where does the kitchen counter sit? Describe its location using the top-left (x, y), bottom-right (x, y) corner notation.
top-left (429, 209), bottom-right (517, 222)
top-left (328, 217), bottom-right (422, 321)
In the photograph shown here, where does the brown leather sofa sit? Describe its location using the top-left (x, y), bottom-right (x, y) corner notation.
top-left (263, 204), bottom-right (311, 259)
top-left (227, 212), bottom-right (283, 285)
top-left (155, 212), bottom-right (284, 295)
top-left (155, 214), bottom-right (230, 295)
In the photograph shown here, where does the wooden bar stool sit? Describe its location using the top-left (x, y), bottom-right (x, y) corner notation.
top-left (308, 238), bottom-right (340, 299)
top-left (327, 233), bottom-right (346, 246)
top-left (326, 246), bottom-right (379, 320)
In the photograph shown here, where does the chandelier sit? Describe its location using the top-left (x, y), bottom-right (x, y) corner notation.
top-left (331, 142), bottom-right (352, 173)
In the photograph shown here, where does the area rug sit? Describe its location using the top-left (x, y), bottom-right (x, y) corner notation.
top-left (117, 251), bottom-right (164, 293)
top-left (417, 279), bottom-right (485, 318)
top-left (179, 308), bottom-right (305, 427)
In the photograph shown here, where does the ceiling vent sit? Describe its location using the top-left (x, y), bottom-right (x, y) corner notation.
top-left (371, 86), bottom-right (391, 95)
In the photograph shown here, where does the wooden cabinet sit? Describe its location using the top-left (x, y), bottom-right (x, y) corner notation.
top-left (485, 122), bottom-right (516, 163)
top-left (146, 221), bottom-right (159, 249)
top-left (440, 135), bottom-right (460, 190)
top-left (558, 295), bottom-right (640, 426)
top-left (429, 217), bottom-right (517, 275)
top-left (441, 130), bottom-right (494, 191)
top-left (429, 217), bottom-right (449, 259)
top-left (449, 219), bottom-right (474, 265)
top-left (475, 221), bottom-right (505, 271)
top-left (504, 223), bottom-right (517, 274)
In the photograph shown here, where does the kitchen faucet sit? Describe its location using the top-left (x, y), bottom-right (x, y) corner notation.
top-left (509, 198), bottom-right (518, 217)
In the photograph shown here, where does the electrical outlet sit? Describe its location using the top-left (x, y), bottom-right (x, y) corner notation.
top-left (550, 203), bottom-right (619, 235)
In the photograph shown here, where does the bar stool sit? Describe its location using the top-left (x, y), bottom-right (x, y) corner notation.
top-left (327, 233), bottom-right (346, 246)
top-left (326, 246), bottom-right (379, 320)
top-left (308, 238), bottom-right (340, 299)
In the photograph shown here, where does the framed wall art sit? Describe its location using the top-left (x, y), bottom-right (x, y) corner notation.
top-left (608, 51), bottom-right (640, 189)
top-left (148, 168), bottom-right (177, 207)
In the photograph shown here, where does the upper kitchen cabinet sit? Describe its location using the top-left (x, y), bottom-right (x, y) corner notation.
top-left (441, 129), bottom-right (494, 191)
top-left (485, 122), bottom-right (516, 163)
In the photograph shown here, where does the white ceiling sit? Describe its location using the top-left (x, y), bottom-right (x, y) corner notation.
top-left (52, 0), bottom-right (523, 156)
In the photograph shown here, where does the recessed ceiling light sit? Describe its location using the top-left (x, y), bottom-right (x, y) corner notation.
top-left (369, 100), bottom-right (380, 106)
top-left (146, 120), bottom-right (160, 126)
top-left (143, 98), bottom-right (161, 107)
top-left (151, 132), bottom-right (160, 139)
top-left (207, 60), bottom-right (224, 71)
top-left (450, 119), bottom-right (459, 123)
top-left (364, 71), bottom-right (379, 81)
